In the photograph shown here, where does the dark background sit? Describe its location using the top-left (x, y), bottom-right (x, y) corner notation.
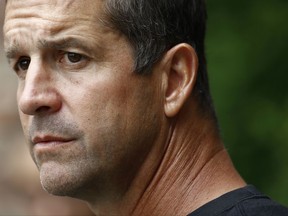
top-left (206, 0), bottom-right (288, 205)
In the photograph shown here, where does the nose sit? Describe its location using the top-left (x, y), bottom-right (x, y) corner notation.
top-left (18, 60), bottom-right (62, 115)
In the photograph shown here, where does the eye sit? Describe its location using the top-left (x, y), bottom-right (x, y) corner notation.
top-left (15, 56), bottom-right (31, 71)
top-left (58, 51), bottom-right (89, 70)
top-left (66, 52), bottom-right (84, 63)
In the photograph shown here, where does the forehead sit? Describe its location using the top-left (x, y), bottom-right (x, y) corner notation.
top-left (3, 0), bottom-right (106, 47)
top-left (5, 0), bottom-right (102, 17)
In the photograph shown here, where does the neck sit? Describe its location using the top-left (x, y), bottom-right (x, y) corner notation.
top-left (89, 101), bottom-right (246, 215)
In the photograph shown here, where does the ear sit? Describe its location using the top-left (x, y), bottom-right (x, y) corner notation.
top-left (162, 43), bottom-right (198, 117)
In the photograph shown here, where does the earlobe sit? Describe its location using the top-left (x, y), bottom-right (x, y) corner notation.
top-left (163, 44), bottom-right (198, 117)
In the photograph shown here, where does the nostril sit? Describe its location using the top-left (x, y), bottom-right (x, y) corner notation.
top-left (35, 106), bottom-right (51, 113)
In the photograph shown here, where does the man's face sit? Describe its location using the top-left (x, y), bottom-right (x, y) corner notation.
top-left (4, 0), bottom-right (164, 200)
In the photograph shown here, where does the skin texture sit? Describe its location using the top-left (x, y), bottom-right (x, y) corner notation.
top-left (4, 0), bottom-right (246, 215)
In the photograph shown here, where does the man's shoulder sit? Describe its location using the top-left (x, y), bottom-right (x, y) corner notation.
top-left (188, 185), bottom-right (288, 216)
top-left (230, 192), bottom-right (288, 216)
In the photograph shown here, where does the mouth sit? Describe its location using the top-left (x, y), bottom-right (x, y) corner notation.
top-left (32, 135), bottom-right (75, 149)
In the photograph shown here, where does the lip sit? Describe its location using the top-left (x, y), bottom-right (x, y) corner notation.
top-left (32, 135), bottom-right (74, 147)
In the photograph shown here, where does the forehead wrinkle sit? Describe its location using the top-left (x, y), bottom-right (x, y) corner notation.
top-left (5, 0), bottom-right (103, 28)
top-left (6, 0), bottom-right (83, 15)
top-left (4, 0), bottom-right (123, 62)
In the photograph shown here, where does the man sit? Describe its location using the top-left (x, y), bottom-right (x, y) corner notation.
top-left (3, 0), bottom-right (288, 215)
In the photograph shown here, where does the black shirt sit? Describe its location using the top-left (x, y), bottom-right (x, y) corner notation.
top-left (188, 185), bottom-right (288, 216)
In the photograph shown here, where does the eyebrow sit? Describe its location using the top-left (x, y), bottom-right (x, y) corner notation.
top-left (5, 37), bottom-right (98, 60)
top-left (5, 43), bottom-right (20, 60)
top-left (39, 38), bottom-right (94, 53)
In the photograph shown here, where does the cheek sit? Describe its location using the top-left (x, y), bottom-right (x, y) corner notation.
top-left (68, 71), bottom-right (134, 129)
top-left (74, 86), bottom-right (130, 153)
top-left (68, 75), bottom-right (159, 164)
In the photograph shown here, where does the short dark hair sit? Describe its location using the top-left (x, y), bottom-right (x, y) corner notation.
top-left (104, 0), bottom-right (215, 116)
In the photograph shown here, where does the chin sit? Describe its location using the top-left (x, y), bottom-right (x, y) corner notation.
top-left (38, 161), bottom-right (91, 198)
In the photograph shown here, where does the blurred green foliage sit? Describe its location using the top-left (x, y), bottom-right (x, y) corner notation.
top-left (206, 0), bottom-right (288, 205)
